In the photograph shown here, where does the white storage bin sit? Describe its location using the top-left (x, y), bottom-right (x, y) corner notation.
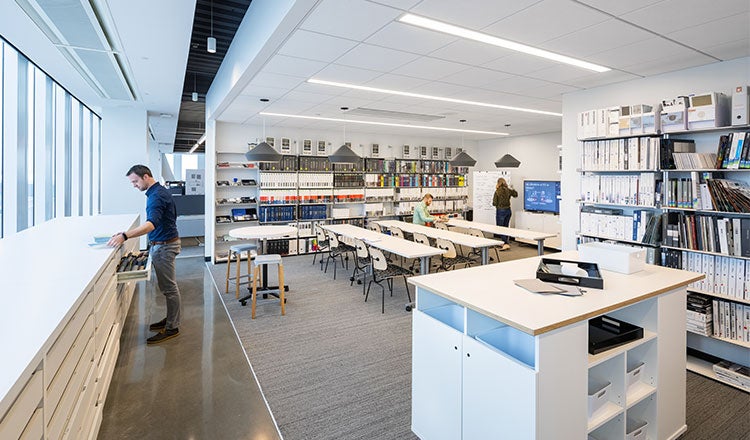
top-left (588, 379), bottom-right (611, 418)
top-left (579, 242), bottom-right (646, 274)
top-left (626, 418), bottom-right (648, 440)
top-left (626, 362), bottom-right (645, 392)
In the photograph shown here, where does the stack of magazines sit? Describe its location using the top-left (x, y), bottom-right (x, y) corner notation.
top-left (713, 360), bottom-right (749, 391)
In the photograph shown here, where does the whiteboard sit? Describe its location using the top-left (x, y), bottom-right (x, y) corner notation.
top-left (472, 171), bottom-right (511, 225)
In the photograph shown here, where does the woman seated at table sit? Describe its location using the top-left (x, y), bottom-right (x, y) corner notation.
top-left (413, 193), bottom-right (447, 226)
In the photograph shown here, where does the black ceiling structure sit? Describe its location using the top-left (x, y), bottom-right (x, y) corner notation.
top-left (174, 0), bottom-right (253, 153)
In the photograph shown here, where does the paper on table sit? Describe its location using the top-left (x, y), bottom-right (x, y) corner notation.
top-left (514, 279), bottom-right (566, 293)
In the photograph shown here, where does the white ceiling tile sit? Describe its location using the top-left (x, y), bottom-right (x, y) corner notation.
top-left (411, 81), bottom-right (475, 97)
top-left (518, 82), bottom-right (580, 100)
top-left (366, 0), bottom-right (421, 9)
top-left (483, 75), bottom-right (553, 94)
top-left (483, 0), bottom-right (609, 45)
top-left (702, 38), bottom-right (750, 61)
top-left (666, 13), bottom-right (750, 51)
top-left (526, 64), bottom-right (596, 83)
top-left (454, 90), bottom-right (532, 106)
top-left (622, 0), bottom-right (750, 35)
top-left (622, 52), bottom-right (717, 77)
top-left (573, 0), bottom-right (667, 16)
top-left (366, 22), bottom-right (457, 55)
top-left (313, 64), bottom-right (384, 84)
top-left (263, 100), bottom-right (318, 114)
top-left (482, 53), bottom-right (555, 76)
top-left (410, 0), bottom-right (542, 29)
top-left (541, 19), bottom-right (653, 58)
top-left (239, 84), bottom-right (290, 99)
top-left (248, 72), bottom-right (306, 90)
top-left (562, 70), bottom-right (641, 89)
top-left (281, 90), bottom-right (336, 104)
top-left (262, 55), bottom-right (328, 78)
top-left (428, 39), bottom-right (513, 65)
top-left (301, 0), bottom-right (401, 41)
top-left (292, 82), bottom-right (350, 97)
top-left (334, 43), bottom-right (420, 72)
top-left (438, 67), bottom-right (513, 88)
top-left (588, 37), bottom-right (697, 69)
top-left (391, 56), bottom-right (469, 80)
top-left (278, 30), bottom-right (358, 62)
top-left (365, 73), bottom-right (430, 89)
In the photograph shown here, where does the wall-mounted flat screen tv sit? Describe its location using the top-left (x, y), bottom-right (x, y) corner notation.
top-left (523, 180), bottom-right (560, 214)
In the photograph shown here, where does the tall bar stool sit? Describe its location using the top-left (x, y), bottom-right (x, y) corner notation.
top-left (225, 243), bottom-right (258, 299)
top-left (250, 254), bottom-right (285, 319)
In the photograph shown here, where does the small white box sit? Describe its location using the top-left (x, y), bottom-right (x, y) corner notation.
top-left (579, 242), bottom-right (646, 274)
top-left (626, 419), bottom-right (648, 440)
top-left (588, 379), bottom-right (611, 418)
top-left (626, 362), bottom-right (645, 392)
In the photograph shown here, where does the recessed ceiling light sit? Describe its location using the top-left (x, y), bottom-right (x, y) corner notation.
top-left (459, 119), bottom-right (467, 123)
top-left (259, 112), bottom-right (509, 136)
top-left (340, 106), bottom-right (349, 111)
top-left (398, 13), bottom-right (610, 73)
top-left (260, 98), bottom-right (270, 102)
top-left (308, 78), bottom-right (562, 117)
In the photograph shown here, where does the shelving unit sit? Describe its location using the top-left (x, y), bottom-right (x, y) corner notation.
top-left (579, 122), bottom-right (750, 391)
top-left (409, 252), bottom-right (702, 439)
top-left (214, 153), bottom-right (261, 262)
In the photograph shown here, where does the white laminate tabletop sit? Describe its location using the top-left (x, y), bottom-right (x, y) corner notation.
top-left (408, 251), bottom-right (704, 336)
top-left (322, 224), bottom-right (444, 259)
top-left (376, 220), bottom-right (502, 249)
top-left (228, 225), bottom-right (297, 240)
top-left (0, 214), bottom-right (139, 402)
top-left (448, 218), bottom-right (557, 241)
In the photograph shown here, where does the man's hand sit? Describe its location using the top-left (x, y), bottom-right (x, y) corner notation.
top-left (107, 233), bottom-right (125, 247)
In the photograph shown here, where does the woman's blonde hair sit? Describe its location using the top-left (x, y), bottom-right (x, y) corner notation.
top-left (496, 177), bottom-right (507, 189)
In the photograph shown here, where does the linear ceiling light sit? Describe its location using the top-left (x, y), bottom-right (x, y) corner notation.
top-left (188, 133), bottom-right (207, 154)
top-left (398, 13), bottom-right (610, 73)
top-left (259, 112), bottom-right (509, 136)
top-left (308, 79), bottom-right (562, 117)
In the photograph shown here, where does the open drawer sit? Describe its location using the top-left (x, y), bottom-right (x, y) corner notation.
top-left (116, 251), bottom-right (151, 283)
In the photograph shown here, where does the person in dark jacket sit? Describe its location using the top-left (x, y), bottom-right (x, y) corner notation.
top-left (492, 177), bottom-right (517, 249)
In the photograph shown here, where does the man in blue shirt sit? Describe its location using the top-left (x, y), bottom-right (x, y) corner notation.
top-left (413, 193), bottom-right (447, 226)
top-left (108, 165), bottom-right (182, 344)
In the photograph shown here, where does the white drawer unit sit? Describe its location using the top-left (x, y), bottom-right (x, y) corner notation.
top-left (0, 215), bottom-right (140, 440)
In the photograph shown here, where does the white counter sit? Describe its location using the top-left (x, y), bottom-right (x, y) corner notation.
top-left (408, 251), bottom-right (703, 335)
top-left (0, 214), bottom-right (137, 411)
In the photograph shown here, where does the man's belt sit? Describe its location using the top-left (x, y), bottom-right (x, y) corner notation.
top-left (150, 237), bottom-right (180, 245)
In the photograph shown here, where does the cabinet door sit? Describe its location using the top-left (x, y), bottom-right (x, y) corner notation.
top-left (462, 336), bottom-right (537, 440)
top-left (412, 310), bottom-right (463, 440)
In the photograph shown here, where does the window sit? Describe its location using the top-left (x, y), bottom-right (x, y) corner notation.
top-left (0, 36), bottom-right (101, 237)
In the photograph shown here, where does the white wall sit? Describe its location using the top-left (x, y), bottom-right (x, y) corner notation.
top-left (560, 57), bottom-right (750, 250)
top-left (475, 132), bottom-right (561, 223)
top-left (100, 106), bottom-right (149, 246)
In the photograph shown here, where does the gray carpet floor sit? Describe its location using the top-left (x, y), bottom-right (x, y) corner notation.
top-left (207, 243), bottom-right (749, 440)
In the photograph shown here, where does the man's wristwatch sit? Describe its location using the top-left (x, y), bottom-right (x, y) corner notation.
top-left (121, 232), bottom-right (128, 241)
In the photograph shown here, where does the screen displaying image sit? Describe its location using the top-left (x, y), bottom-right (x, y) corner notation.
top-left (523, 180), bottom-right (560, 214)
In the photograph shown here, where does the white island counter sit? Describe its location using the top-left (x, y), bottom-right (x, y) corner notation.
top-left (0, 214), bottom-right (142, 439)
top-left (408, 251), bottom-right (703, 440)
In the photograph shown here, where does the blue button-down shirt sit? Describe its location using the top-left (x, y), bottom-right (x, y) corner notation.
top-left (145, 182), bottom-right (179, 242)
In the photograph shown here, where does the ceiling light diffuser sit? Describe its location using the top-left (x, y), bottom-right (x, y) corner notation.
top-left (398, 13), bottom-right (610, 73)
top-left (308, 79), bottom-right (562, 117)
top-left (259, 112), bottom-right (509, 136)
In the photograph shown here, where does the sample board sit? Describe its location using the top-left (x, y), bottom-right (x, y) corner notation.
top-left (472, 170), bottom-right (511, 225)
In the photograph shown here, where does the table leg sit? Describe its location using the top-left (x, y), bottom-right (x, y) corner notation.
top-left (239, 237), bottom-right (289, 306)
top-left (537, 240), bottom-right (545, 256)
top-left (407, 256), bottom-right (431, 312)
top-left (481, 248), bottom-right (488, 265)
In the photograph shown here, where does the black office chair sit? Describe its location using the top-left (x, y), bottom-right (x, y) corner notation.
top-left (349, 238), bottom-right (372, 296)
top-left (366, 247), bottom-right (413, 313)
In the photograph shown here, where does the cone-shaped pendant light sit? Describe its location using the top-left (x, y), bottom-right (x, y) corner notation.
top-left (245, 141), bottom-right (282, 162)
top-left (449, 151), bottom-right (477, 167)
top-left (495, 154), bottom-right (521, 168)
top-left (328, 143), bottom-right (360, 164)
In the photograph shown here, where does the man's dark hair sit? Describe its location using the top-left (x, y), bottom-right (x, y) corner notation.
top-left (126, 165), bottom-right (153, 178)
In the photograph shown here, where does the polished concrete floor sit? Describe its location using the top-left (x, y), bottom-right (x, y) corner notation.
top-left (98, 253), bottom-right (281, 440)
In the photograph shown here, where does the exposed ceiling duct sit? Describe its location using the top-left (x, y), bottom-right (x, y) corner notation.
top-left (15, 0), bottom-right (137, 100)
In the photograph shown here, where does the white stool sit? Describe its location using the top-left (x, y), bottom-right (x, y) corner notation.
top-left (225, 243), bottom-right (257, 299)
top-left (251, 254), bottom-right (285, 319)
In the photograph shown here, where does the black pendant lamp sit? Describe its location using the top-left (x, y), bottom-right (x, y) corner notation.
top-left (495, 154), bottom-right (521, 168)
top-left (328, 143), bottom-right (360, 164)
top-left (245, 141), bottom-right (282, 162)
top-left (450, 151), bottom-right (477, 167)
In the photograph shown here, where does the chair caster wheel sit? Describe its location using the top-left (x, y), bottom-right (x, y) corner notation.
top-left (349, 277), bottom-right (355, 282)
top-left (240, 301), bottom-right (247, 306)
top-left (357, 280), bottom-right (362, 285)
top-left (405, 305), bottom-right (412, 312)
